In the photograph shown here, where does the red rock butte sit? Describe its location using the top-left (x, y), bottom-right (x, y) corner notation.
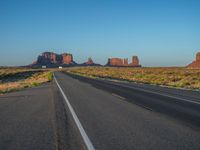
top-left (129, 56), bottom-right (141, 67)
top-left (62, 53), bottom-right (73, 64)
top-left (81, 57), bottom-right (101, 66)
top-left (86, 58), bottom-right (94, 65)
top-left (187, 52), bottom-right (200, 68)
top-left (30, 52), bottom-right (141, 68)
top-left (31, 52), bottom-right (76, 67)
top-left (107, 56), bottom-right (141, 67)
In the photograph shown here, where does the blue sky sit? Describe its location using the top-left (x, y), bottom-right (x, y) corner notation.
top-left (0, 0), bottom-right (200, 66)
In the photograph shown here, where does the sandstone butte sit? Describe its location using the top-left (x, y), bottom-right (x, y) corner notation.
top-left (81, 57), bottom-right (101, 66)
top-left (187, 52), bottom-right (200, 68)
top-left (31, 52), bottom-right (76, 67)
top-left (107, 56), bottom-right (141, 67)
top-left (30, 52), bottom-right (142, 68)
top-left (86, 57), bottom-right (94, 65)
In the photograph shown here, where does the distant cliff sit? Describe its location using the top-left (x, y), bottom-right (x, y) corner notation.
top-left (30, 52), bottom-right (76, 68)
top-left (106, 56), bottom-right (141, 67)
top-left (30, 52), bottom-right (141, 68)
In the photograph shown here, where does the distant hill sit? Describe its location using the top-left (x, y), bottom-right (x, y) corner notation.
top-left (29, 52), bottom-right (101, 68)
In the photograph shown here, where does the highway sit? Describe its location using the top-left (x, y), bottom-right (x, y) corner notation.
top-left (54, 72), bottom-right (200, 150)
top-left (0, 71), bottom-right (200, 150)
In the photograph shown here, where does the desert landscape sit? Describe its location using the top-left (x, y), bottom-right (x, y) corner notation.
top-left (1, 1), bottom-right (200, 150)
top-left (1, 52), bottom-right (199, 94)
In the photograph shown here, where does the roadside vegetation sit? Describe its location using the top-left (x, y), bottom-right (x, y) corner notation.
top-left (0, 68), bottom-right (53, 94)
top-left (65, 67), bottom-right (200, 90)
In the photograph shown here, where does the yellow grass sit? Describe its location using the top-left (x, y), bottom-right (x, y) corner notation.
top-left (0, 68), bottom-right (52, 94)
top-left (64, 67), bottom-right (200, 90)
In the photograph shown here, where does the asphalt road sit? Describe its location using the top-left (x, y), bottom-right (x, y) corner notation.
top-left (0, 82), bottom-right (85, 150)
top-left (65, 72), bottom-right (200, 127)
top-left (54, 71), bottom-right (200, 150)
top-left (0, 71), bottom-right (200, 150)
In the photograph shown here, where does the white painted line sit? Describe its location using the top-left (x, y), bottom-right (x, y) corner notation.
top-left (119, 84), bottom-right (200, 105)
top-left (53, 73), bottom-right (95, 150)
top-left (111, 93), bottom-right (125, 100)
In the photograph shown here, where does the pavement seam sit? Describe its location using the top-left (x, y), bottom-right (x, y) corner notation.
top-left (50, 81), bottom-right (59, 150)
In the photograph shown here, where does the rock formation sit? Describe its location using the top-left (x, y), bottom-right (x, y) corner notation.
top-left (106, 58), bottom-right (129, 66)
top-left (129, 56), bottom-right (141, 67)
top-left (31, 52), bottom-right (76, 68)
top-left (86, 58), bottom-right (94, 65)
top-left (30, 52), bottom-right (141, 68)
top-left (62, 53), bottom-right (73, 64)
top-left (81, 57), bottom-right (101, 66)
top-left (107, 58), bottom-right (125, 66)
top-left (124, 59), bottom-right (128, 66)
top-left (187, 52), bottom-right (200, 68)
top-left (37, 52), bottom-right (57, 65)
top-left (106, 56), bottom-right (141, 67)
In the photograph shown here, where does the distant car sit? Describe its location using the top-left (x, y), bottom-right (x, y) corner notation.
top-left (42, 66), bottom-right (47, 69)
top-left (59, 66), bottom-right (63, 69)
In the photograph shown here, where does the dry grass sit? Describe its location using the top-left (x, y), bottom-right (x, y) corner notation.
top-left (0, 68), bottom-right (53, 94)
top-left (64, 67), bottom-right (200, 90)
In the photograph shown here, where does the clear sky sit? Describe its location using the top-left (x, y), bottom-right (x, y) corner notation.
top-left (0, 0), bottom-right (200, 66)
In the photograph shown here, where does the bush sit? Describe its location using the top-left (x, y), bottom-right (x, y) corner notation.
top-left (65, 67), bottom-right (200, 90)
top-left (47, 72), bottom-right (53, 81)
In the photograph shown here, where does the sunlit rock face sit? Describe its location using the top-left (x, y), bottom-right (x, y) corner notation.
top-left (37, 52), bottom-right (57, 65)
top-left (129, 56), bottom-right (141, 67)
top-left (30, 52), bottom-right (142, 68)
top-left (187, 52), bottom-right (200, 68)
top-left (31, 52), bottom-right (76, 67)
top-left (62, 53), bottom-right (73, 64)
top-left (106, 56), bottom-right (141, 67)
top-left (107, 58), bottom-right (125, 66)
top-left (196, 52), bottom-right (200, 61)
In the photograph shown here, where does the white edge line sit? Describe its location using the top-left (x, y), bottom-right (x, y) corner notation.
top-left (122, 84), bottom-right (200, 105)
top-left (68, 73), bottom-right (200, 105)
top-left (98, 77), bottom-right (200, 105)
top-left (111, 93), bottom-right (125, 100)
top-left (53, 73), bottom-right (95, 150)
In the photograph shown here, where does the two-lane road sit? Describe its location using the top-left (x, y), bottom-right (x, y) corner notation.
top-left (1, 71), bottom-right (200, 150)
top-left (54, 72), bottom-right (200, 150)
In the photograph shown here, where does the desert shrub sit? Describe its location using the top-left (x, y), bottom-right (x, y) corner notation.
top-left (65, 67), bottom-right (200, 90)
top-left (0, 68), bottom-right (53, 94)
top-left (47, 72), bottom-right (53, 81)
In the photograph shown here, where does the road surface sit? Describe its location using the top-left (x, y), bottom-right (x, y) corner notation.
top-left (0, 71), bottom-right (200, 150)
top-left (54, 72), bottom-right (200, 150)
top-left (0, 82), bottom-right (85, 150)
